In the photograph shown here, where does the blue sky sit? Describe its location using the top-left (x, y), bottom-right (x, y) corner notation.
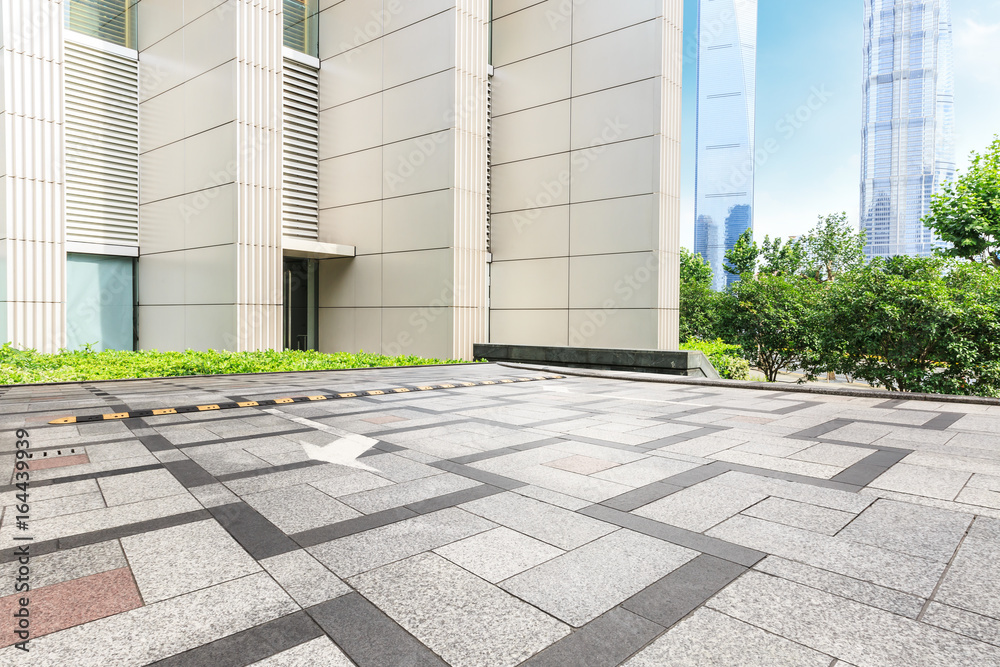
top-left (679, 0), bottom-right (1000, 249)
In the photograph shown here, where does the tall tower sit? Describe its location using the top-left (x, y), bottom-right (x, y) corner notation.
top-left (861, 0), bottom-right (956, 259)
top-left (694, 0), bottom-right (758, 290)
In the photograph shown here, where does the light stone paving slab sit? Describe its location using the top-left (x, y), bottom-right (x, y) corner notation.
top-left (548, 440), bottom-right (648, 465)
top-left (754, 556), bottom-right (925, 619)
top-left (364, 452), bottom-right (448, 482)
top-left (512, 484), bottom-right (593, 510)
top-left (468, 448), bottom-right (568, 474)
top-left (0, 573), bottom-right (297, 667)
top-left (0, 478), bottom-right (98, 506)
top-left (2, 490), bottom-right (105, 526)
top-left (633, 482), bottom-right (767, 533)
top-left (248, 637), bottom-right (355, 666)
top-left (121, 519), bottom-right (262, 603)
top-left (623, 607), bottom-right (832, 667)
top-left (500, 529), bottom-right (697, 627)
top-left (870, 463), bottom-right (972, 501)
top-left (350, 553), bottom-right (570, 667)
top-left (460, 491), bottom-right (616, 550)
top-left (707, 514), bottom-right (946, 597)
top-left (935, 518), bottom-right (1000, 620)
top-left (339, 473), bottom-right (480, 514)
top-left (901, 451), bottom-right (1000, 478)
top-left (434, 527), bottom-right (564, 583)
top-left (709, 449), bottom-right (842, 479)
top-left (243, 484), bottom-right (362, 534)
top-left (309, 469), bottom-right (395, 498)
top-left (707, 471), bottom-right (874, 513)
top-left (190, 482), bottom-right (241, 508)
top-left (709, 571), bottom-right (1000, 667)
top-left (591, 456), bottom-right (700, 487)
top-left (505, 464), bottom-right (634, 502)
top-left (29, 454), bottom-right (159, 482)
top-left (742, 497), bottom-right (856, 536)
top-left (543, 454), bottom-right (621, 475)
top-left (186, 448), bottom-right (273, 476)
top-left (260, 549), bottom-right (351, 607)
top-left (308, 507), bottom-right (496, 578)
top-left (733, 439), bottom-right (813, 458)
top-left (0, 539), bottom-right (126, 591)
top-left (789, 442), bottom-right (876, 468)
top-left (922, 602), bottom-right (1000, 648)
top-left (838, 499), bottom-right (972, 563)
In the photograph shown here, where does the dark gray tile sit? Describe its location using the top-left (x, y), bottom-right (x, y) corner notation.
top-left (149, 611), bottom-right (322, 667)
top-left (642, 426), bottom-right (732, 450)
top-left (789, 418), bottom-right (854, 441)
top-left (430, 460), bottom-right (527, 490)
top-left (600, 482), bottom-right (683, 513)
top-left (770, 401), bottom-right (824, 415)
top-left (137, 434), bottom-right (177, 453)
top-left (832, 450), bottom-right (910, 487)
top-left (55, 509), bottom-right (213, 552)
top-left (207, 502), bottom-right (298, 560)
top-left (622, 554), bottom-right (746, 627)
top-left (163, 459), bottom-right (217, 488)
top-left (578, 504), bottom-right (765, 568)
top-left (923, 413), bottom-right (965, 431)
top-left (405, 484), bottom-right (504, 515)
top-left (660, 461), bottom-right (730, 488)
top-left (520, 607), bottom-right (663, 667)
top-left (291, 507), bottom-right (418, 548)
top-left (307, 592), bottom-right (447, 667)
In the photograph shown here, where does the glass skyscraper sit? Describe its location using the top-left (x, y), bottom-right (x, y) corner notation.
top-left (694, 0), bottom-right (757, 291)
top-left (861, 0), bottom-right (955, 259)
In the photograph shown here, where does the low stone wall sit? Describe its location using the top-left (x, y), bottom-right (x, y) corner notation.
top-left (473, 344), bottom-right (720, 379)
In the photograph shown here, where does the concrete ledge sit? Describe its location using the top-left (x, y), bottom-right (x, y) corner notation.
top-left (473, 344), bottom-right (721, 380)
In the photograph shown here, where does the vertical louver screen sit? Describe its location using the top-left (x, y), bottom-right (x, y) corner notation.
top-left (282, 58), bottom-right (321, 241)
top-left (64, 40), bottom-right (140, 247)
top-left (486, 78), bottom-right (493, 253)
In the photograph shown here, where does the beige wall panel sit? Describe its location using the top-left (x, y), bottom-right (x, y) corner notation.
top-left (381, 12), bottom-right (455, 89)
top-left (185, 304), bottom-right (237, 351)
top-left (493, 0), bottom-right (546, 20)
top-left (137, 0), bottom-right (184, 50)
top-left (318, 255), bottom-right (382, 308)
top-left (138, 31), bottom-right (186, 102)
top-left (320, 146), bottom-right (383, 208)
top-left (140, 185), bottom-right (238, 255)
top-left (138, 252), bottom-right (186, 305)
top-left (568, 308), bottom-right (658, 349)
top-left (139, 140), bottom-right (187, 205)
top-left (383, 71), bottom-right (455, 145)
top-left (491, 47), bottom-right (571, 116)
top-left (573, 0), bottom-right (664, 41)
top-left (318, 307), bottom-right (384, 355)
top-left (569, 195), bottom-right (657, 256)
top-left (319, 93), bottom-right (383, 159)
top-left (382, 248), bottom-right (454, 308)
top-left (382, 131), bottom-right (455, 199)
top-left (491, 153), bottom-right (570, 214)
top-left (138, 306), bottom-right (186, 351)
top-left (571, 20), bottom-right (662, 96)
top-left (318, 201), bottom-right (382, 254)
top-left (490, 205), bottom-right (569, 261)
top-left (184, 124), bottom-right (239, 195)
top-left (319, 40), bottom-right (383, 110)
top-left (571, 136), bottom-right (659, 203)
top-left (491, 0), bottom-right (572, 67)
top-left (184, 244), bottom-right (238, 304)
top-left (491, 100), bottom-right (570, 165)
top-left (319, 0), bottom-right (384, 60)
top-left (490, 309), bottom-right (569, 347)
top-left (570, 78), bottom-right (662, 150)
top-left (491, 258), bottom-right (569, 310)
top-left (381, 307), bottom-right (454, 360)
top-left (139, 84), bottom-right (186, 153)
top-left (183, 61), bottom-right (238, 138)
top-left (383, 190), bottom-right (455, 253)
top-left (569, 252), bottom-right (658, 310)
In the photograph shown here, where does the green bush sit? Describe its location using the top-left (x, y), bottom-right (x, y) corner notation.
top-left (681, 338), bottom-right (751, 381)
top-left (0, 345), bottom-right (472, 385)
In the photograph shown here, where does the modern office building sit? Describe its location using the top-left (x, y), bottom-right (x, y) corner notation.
top-left (861, 0), bottom-right (955, 259)
top-left (693, 0), bottom-right (757, 290)
top-left (0, 0), bottom-right (684, 359)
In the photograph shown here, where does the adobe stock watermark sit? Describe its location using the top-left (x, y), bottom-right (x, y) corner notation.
top-left (508, 117), bottom-right (629, 234)
top-left (569, 254), bottom-right (659, 346)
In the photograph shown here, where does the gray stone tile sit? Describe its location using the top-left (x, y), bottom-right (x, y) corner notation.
top-left (923, 602), bottom-right (1000, 648)
top-left (0, 478), bottom-right (98, 506)
top-left (307, 592), bottom-right (447, 667)
top-left (189, 482), bottom-right (240, 508)
top-left (0, 539), bottom-right (126, 590)
top-left (435, 527), bottom-right (564, 583)
top-left (339, 473), bottom-right (479, 514)
top-left (789, 442), bottom-right (876, 468)
top-left (308, 507), bottom-right (495, 578)
top-left (97, 468), bottom-right (188, 506)
top-left (2, 491), bottom-right (105, 526)
top-left (742, 497), bottom-right (856, 536)
top-left (935, 517), bottom-right (1000, 620)
top-left (243, 484), bottom-right (361, 534)
top-left (460, 491), bottom-right (616, 550)
top-left (0, 573), bottom-right (297, 667)
top-left (521, 607), bottom-right (664, 667)
top-left (870, 463), bottom-right (972, 501)
top-left (512, 485), bottom-right (594, 510)
top-left (838, 498), bottom-right (972, 562)
top-left (364, 452), bottom-right (446, 482)
top-left (709, 571), bottom-right (1000, 667)
top-left (308, 469), bottom-right (395, 498)
top-left (350, 552), bottom-right (570, 667)
top-left (754, 556), bottom-right (925, 619)
top-left (544, 454), bottom-right (621, 475)
top-left (248, 637), bottom-right (354, 667)
top-left (633, 482), bottom-right (767, 533)
top-left (591, 456), bottom-right (700, 487)
top-left (624, 608), bottom-right (831, 667)
top-left (504, 464), bottom-right (633, 502)
top-left (260, 549), bottom-right (350, 608)
top-left (501, 529), bottom-right (697, 627)
top-left (707, 514), bottom-right (946, 597)
top-left (121, 518), bottom-right (261, 603)
top-left (706, 471), bottom-right (874, 513)
top-left (154, 449), bottom-right (189, 463)
top-left (710, 449), bottom-right (841, 479)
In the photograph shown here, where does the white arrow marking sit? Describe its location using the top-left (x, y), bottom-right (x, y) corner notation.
top-left (301, 433), bottom-right (382, 472)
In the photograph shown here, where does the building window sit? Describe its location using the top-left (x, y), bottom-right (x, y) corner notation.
top-left (284, 0), bottom-right (318, 57)
top-left (65, 0), bottom-right (137, 50)
top-left (66, 254), bottom-right (135, 352)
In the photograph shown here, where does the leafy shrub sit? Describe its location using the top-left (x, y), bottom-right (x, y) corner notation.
top-left (0, 345), bottom-right (472, 385)
top-left (681, 338), bottom-right (751, 381)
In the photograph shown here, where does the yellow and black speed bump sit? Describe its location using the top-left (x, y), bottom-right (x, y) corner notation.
top-left (48, 375), bottom-right (565, 425)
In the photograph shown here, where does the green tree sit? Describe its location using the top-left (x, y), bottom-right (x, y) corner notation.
top-left (760, 235), bottom-right (807, 276)
top-left (679, 248), bottom-right (720, 341)
top-left (812, 257), bottom-right (1000, 396)
top-left (924, 136), bottom-right (1000, 268)
top-left (724, 229), bottom-right (759, 277)
top-left (800, 212), bottom-right (867, 282)
top-left (717, 274), bottom-right (821, 382)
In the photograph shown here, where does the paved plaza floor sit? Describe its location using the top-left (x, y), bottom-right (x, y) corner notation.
top-left (3, 363), bottom-right (1000, 666)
